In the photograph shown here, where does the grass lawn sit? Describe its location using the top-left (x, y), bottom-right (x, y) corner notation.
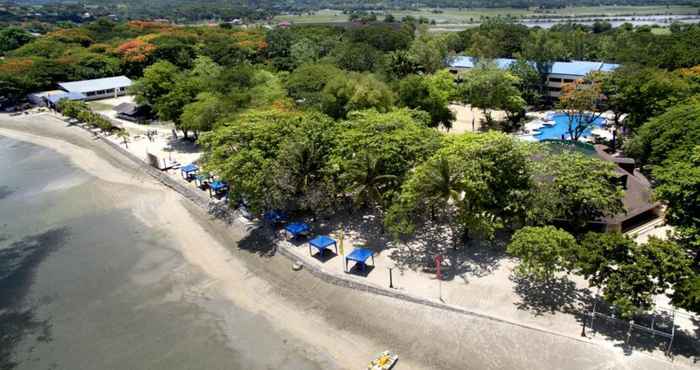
top-left (273, 5), bottom-right (699, 24)
top-left (651, 27), bottom-right (672, 35)
top-left (87, 101), bottom-right (115, 111)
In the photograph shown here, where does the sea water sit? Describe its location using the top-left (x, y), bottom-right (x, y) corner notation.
top-left (0, 136), bottom-right (325, 370)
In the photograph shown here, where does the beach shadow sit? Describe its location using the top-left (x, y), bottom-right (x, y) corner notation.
top-left (237, 224), bottom-right (277, 257)
top-left (511, 274), bottom-right (592, 317)
top-left (388, 222), bottom-right (507, 282)
top-left (585, 301), bottom-right (700, 360)
top-left (346, 264), bottom-right (375, 277)
top-left (165, 137), bottom-right (200, 154)
top-left (310, 250), bottom-right (338, 263)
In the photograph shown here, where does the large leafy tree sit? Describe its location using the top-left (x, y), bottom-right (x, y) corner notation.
top-left (286, 63), bottom-right (342, 109)
top-left (386, 132), bottom-right (533, 245)
top-left (272, 112), bottom-right (338, 215)
top-left (199, 108), bottom-right (304, 212)
top-left (408, 29), bottom-right (449, 74)
top-left (131, 60), bottom-right (180, 108)
top-left (534, 151), bottom-right (624, 234)
top-left (0, 27), bottom-right (35, 54)
top-left (517, 29), bottom-right (566, 96)
top-left (180, 92), bottom-right (226, 137)
top-left (602, 66), bottom-right (692, 133)
top-left (460, 65), bottom-right (526, 131)
top-left (625, 101), bottom-right (700, 167)
top-left (320, 72), bottom-right (395, 119)
top-left (332, 108), bottom-right (442, 211)
top-left (398, 70), bottom-right (456, 130)
top-left (578, 233), bottom-right (693, 317)
top-left (507, 226), bottom-right (578, 282)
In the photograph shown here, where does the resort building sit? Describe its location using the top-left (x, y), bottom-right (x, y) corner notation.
top-left (57, 76), bottom-right (133, 101)
top-left (448, 57), bottom-right (620, 98)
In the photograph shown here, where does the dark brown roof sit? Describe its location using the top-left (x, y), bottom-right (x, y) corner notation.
top-left (594, 145), bottom-right (660, 224)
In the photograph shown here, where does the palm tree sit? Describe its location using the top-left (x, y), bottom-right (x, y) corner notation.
top-left (283, 139), bottom-right (324, 194)
top-left (343, 152), bottom-right (397, 210)
top-left (422, 156), bottom-right (464, 209)
top-left (419, 155), bottom-right (467, 250)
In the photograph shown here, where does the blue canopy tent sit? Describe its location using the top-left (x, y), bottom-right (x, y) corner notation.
top-left (284, 222), bottom-right (311, 239)
top-left (308, 235), bottom-right (338, 257)
top-left (195, 173), bottom-right (212, 188)
top-left (345, 247), bottom-right (375, 272)
top-left (180, 163), bottom-right (198, 180)
top-left (208, 180), bottom-right (228, 197)
top-left (263, 210), bottom-right (288, 225)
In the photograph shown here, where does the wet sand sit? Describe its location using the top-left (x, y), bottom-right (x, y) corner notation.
top-left (0, 113), bottom-right (687, 370)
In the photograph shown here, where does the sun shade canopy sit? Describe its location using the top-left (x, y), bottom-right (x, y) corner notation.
top-left (285, 222), bottom-right (310, 236)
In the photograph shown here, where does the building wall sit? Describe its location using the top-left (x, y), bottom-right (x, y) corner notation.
top-left (449, 67), bottom-right (584, 98)
top-left (545, 73), bottom-right (580, 98)
top-left (81, 86), bottom-right (129, 101)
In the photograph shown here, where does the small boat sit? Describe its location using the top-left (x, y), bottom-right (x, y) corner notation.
top-left (368, 351), bottom-right (398, 370)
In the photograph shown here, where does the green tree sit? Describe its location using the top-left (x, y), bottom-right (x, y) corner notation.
top-left (180, 92), bottom-right (225, 136)
top-left (286, 63), bottom-right (342, 109)
top-left (385, 49), bottom-right (420, 80)
top-left (342, 151), bottom-right (398, 210)
top-left (131, 60), bottom-right (180, 108)
top-left (507, 226), bottom-right (578, 282)
top-left (578, 233), bottom-right (693, 317)
top-left (398, 70), bottom-right (456, 129)
top-left (508, 59), bottom-right (541, 106)
top-left (332, 108), bottom-right (442, 209)
top-left (653, 146), bottom-right (700, 269)
top-left (332, 41), bottom-right (382, 72)
top-left (518, 29), bottom-right (566, 96)
top-left (460, 65), bottom-right (526, 131)
top-left (626, 101), bottom-right (700, 167)
top-left (387, 132), bottom-right (533, 244)
top-left (199, 108), bottom-right (304, 212)
top-left (320, 72), bottom-right (395, 119)
top-left (603, 66), bottom-right (692, 133)
top-left (536, 151), bottom-right (624, 233)
top-left (409, 29), bottom-right (449, 74)
top-left (0, 27), bottom-right (35, 54)
top-left (57, 99), bottom-right (88, 119)
top-left (272, 112), bottom-right (338, 215)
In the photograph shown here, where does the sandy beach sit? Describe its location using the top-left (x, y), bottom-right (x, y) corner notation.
top-left (0, 113), bottom-right (690, 370)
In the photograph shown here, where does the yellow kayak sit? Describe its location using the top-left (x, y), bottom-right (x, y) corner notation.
top-left (368, 351), bottom-right (398, 370)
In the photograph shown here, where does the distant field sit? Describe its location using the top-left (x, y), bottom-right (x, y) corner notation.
top-left (274, 5), bottom-right (700, 24)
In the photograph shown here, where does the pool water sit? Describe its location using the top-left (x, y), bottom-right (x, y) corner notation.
top-left (534, 113), bottom-right (605, 141)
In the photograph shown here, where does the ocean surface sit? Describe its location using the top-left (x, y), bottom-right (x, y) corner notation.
top-left (0, 135), bottom-right (326, 370)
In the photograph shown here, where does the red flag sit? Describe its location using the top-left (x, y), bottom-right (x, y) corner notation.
top-left (435, 255), bottom-right (442, 280)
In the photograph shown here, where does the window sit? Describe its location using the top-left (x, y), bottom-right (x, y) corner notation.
top-left (563, 79), bottom-right (575, 83)
top-left (549, 77), bottom-right (562, 83)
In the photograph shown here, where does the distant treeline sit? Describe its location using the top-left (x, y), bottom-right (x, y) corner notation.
top-left (4, 0), bottom-right (700, 24)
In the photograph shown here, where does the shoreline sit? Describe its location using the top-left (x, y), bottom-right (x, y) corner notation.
top-left (0, 113), bottom-right (690, 370)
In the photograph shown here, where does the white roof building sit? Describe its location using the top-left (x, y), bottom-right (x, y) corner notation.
top-left (58, 76), bottom-right (133, 101)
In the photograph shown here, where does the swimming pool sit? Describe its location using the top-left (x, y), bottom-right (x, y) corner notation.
top-left (534, 113), bottom-right (606, 141)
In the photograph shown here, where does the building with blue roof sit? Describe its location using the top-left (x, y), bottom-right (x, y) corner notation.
top-left (27, 90), bottom-right (86, 108)
top-left (449, 56), bottom-right (620, 98)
